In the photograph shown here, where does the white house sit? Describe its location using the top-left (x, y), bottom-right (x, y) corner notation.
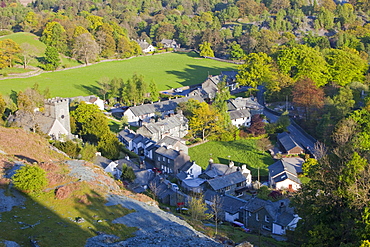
top-left (137, 39), bottom-right (156, 53)
top-left (268, 160), bottom-right (301, 191)
top-left (69, 95), bottom-right (105, 110)
top-left (104, 161), bottom-right (122, 179)
top-left (229, 109), bottom-right (251, 127)
top-left (272, 213), bottom-right (301, 235)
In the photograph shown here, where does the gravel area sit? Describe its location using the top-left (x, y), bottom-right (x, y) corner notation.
top-left (85, 194), bottom-right (221, 247)
top-left (66, 160), bottom-right (98, 182)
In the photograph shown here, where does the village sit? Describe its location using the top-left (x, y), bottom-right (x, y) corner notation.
top-left (5, 68), bottom-right (315, 242)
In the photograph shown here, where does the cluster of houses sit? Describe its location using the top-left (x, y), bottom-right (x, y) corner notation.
top-left (111, 72), bottom-right (306, 236)
top-left (8, 69), bottom-right (307, 237)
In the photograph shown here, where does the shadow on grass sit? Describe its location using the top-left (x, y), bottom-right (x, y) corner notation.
top-left (74, 84), bottom-right (101, 96)
top-left (14, 155), bottom-right (38, 164)
top-left (0, 187), bottom-right (92, 247)
top-left (166, 64), bottom-right (236, 88)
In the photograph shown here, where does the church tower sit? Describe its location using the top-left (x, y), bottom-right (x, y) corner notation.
top-left (44, 97), bottom-right (71, 134)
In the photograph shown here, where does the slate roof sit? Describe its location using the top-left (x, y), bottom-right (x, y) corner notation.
top-left (35, 115), bottom-right (56, 134)
top-left (277, 132), bottom-right (303, 153)
top-left (155, 146), bottom-right (180, 160)
top-left (203, 163), bottom-right (239, 178)
top-left (221, 71), bottom-right (238, 81)
top-left (201, 76), bottom-right (221, 97)
top-left (229, 109), bottom-right (251, 120)
top-left (273, 172), bottom-right (301, 184)
top-left (136, 40), bottom-right (151, 50)
top-left (275, 211), bottom-right (296, 227)
top-left (208, 171), bottom-right (246, 191)
top-left (269, 160), bottom-right (298, 178)
top-left (118, 129), bottom-right (136, 143)
top-left (157, 136), bottom-right (184, 147)
top-left (221, 195), bottom-right (247, 214)
top-left (94, 155), bottom-right (112, 169)
top-left (244, 197), bottom-right (269, 213)
top-left (227, 97), bottom-right (263, 112)
top-left (142, 114), bottom-right (187, 134)
top-left (128, 96), bottom-right (204, 117)
top-left (282, 157), bottom-right (305, 174)
top-left (132, 134), bottom-right (145, 144)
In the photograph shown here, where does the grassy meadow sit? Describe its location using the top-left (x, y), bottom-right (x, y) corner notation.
top-left (0, 51), bottom-right (237, 97)
top-left (188, 139), bottom-right (274, 177)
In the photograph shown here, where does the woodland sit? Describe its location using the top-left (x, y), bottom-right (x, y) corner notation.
top-left (0, 0), bottom-right (370, 246)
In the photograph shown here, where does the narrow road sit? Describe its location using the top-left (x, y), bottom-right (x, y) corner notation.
top-left (258, 86), bottom-right (317, 154)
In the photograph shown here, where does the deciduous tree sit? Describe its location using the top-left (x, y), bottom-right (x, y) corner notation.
top-left (72, 33), bottom-right (100, 65)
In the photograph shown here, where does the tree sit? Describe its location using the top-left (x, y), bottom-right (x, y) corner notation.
top-left (189, 194), bottom-right (211, 221)
top-left (326, 86), bottom-right (355, 120)
top-left (189, 102), bottom-right (223, 141)
top-left (43, 46), bottom-right (60, 71)
top-left (277, 45), bottom-right (330, 87)
top-left (121, 164), bottom-right (136, 182)
top-left (0, 93), bottom-right (6, 121)
top-left (73, 33), bottom-right (100, 65)
top-left (228, 42), bottom-right (245, 60)
top-left (210, 195), bottom-right (223, 235)
top-left (292, 77), bottom-right (324, 120)
top-left (199, 41), bottom-right (214, 57)
top-left (97, 133), bottom-right (122, 160)
top-left (324, 48), bottom-right (368, 87)
top-left (0, 39), bottom-right (21, 68)
top-left (149, 80), bottom-right (159, 102)
top-left (80, 143), bottom-right (97, 161)
top-left (236, 52), bottom-right (272, 88)
top-left (40, 21), bottom-right (67, 52)
top-left (248, 114), bottom-right (266, 136)
top-left (12, 164), bottom-right (48, 194)
top-left (20, 43), bottom-right (37, 69)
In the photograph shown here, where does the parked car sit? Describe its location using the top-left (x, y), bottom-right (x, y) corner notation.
top-left (231, 221), bottom-right (250, 232)
top-left (174, 88), bottom-right (183, 93)
top-left (171, 183), bottom-right (179, 190)
top-left (152, 168), bottom-right (162, 174)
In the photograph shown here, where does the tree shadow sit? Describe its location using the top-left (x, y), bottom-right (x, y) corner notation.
top-left (166, 64), bottom-right (237, 88)
top-left (74, 84), bottom-right (101, 96)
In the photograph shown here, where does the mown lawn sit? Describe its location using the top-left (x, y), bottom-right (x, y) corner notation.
top-left (0, 51), bottom-right (237, 97)
top-left (188, 139), bottom-right (274, 177)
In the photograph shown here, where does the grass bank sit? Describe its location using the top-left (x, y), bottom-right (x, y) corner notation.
top-left (188, 139), bottom-right (274, 177)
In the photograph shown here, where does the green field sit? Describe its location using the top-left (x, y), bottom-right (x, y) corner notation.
top-left (0, 52), bottom-right (237, 97)
top-left (188, 139), bottom-right (274, 177)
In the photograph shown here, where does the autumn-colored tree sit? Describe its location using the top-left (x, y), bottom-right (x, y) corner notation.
top-left (248, 114), bottom-right (266, 136)
top-left (40, 21), bottom-right (67, 53)
top-left (199, 41), bottom-right (214, 57)
top-left (189, 102), bottom-right (223, 140)
top-left (0, 39), bottom-right (21, 68)
top-left (292, 77), bottom-right (324, 121)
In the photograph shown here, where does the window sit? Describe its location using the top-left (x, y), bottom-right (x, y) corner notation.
top-left (262, 225), bottom-right (271, 231)
top-left (167, 158), bottom-right (170, 163)
top-left (265, 215), bottom-right (270, 222)
top-left (256, 213), bottom-right (259, 221)
top-left (157, 157), bottom-right (160, 161)
top-left (248, 212), bottom-right (251, 217)
top-left (163, 157), bottom-right (165, 161)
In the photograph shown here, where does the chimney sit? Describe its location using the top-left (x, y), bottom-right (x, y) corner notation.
top-left (229, 161), bottom-right (234, 168)
top-left (279, 202), bottom-right (286, 213)
top-left (209, 158), bottom-right (214, 164)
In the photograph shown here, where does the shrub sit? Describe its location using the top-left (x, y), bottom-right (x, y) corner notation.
top-left (12, 164), bottom-right (48, 194)
top-left (120, 164), bottom-right (136, 182)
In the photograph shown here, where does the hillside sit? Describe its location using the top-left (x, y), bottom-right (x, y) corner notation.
top-left (0, 127), bottom-right (220, 246)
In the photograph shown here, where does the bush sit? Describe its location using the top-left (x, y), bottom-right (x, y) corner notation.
top-left (54, 140), bottom-right (81, 158)
top-left (121, 164), bottom-right (136, 182)
top-left (12, 164), bottom-right (48, 194)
